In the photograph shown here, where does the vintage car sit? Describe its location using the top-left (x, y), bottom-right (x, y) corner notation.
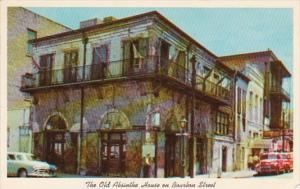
top-left (280, 153), bottom-right (293, 172)
top-left (256, 153), bottom-right (285, 175)
top-left (7, 152), bottom-right (57, 177)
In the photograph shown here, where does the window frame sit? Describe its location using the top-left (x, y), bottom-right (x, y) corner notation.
top-left (27, 28), bottom-right (37, 56)
top-left (215, 111), bottom-right (229, 135)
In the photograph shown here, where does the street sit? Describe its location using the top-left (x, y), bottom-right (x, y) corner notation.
top-left (252, 172), bottom-right (293, 178)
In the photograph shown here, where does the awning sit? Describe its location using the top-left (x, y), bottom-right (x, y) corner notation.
top-left (250, 139), bottom-right (273, 149)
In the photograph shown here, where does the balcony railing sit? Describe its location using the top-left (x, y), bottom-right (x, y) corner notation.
top-left (195, 75), bottom-right (230, 102)
top-left (161, 61), bottom-right (190, 85)
top-left (21, 56), bottom-right (230, 103)
top-left (21, 57), bottom-right (156, 88)
top-left (270, 86), bottom-right (290, 100)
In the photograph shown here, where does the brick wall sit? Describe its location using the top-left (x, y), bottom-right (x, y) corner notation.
top-left (8, 7), bottom-right (70, 109)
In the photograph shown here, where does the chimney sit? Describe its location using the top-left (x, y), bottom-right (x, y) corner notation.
top-left (103, 16), bottom-right (117, 23)
top-left (80, 18), bottom-right (103, 29)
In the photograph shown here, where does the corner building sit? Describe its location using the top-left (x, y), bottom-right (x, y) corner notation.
top-left (21, 11), bottom-right (234, 177)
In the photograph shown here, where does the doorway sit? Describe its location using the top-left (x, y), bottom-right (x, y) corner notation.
top-left (165, 134), bottom-right (180, 177)
top-left (196, 138), bottom-right (207, 174)
top-left (160, 40), bottom-right (170, 69)
top-left (100, 132), bottom-right (126, 176)
top-left (91, 46), bottom-right (108, 80)
top-left (45, 131), bottom-right (65, 170)
top-left (222, 146), bottom-right (227, 172)
top-left (39, 54), bottom-right (53, 86)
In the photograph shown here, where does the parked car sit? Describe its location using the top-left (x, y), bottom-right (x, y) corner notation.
top-left (7, 152), bottom-right (57, 177)
top-left (280, 152), bottom-right (293, 172)
top-left (256, 153), bottom-right (285, 175)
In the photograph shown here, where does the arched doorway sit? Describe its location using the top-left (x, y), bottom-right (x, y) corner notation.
top-left (44, 114), bottom-right (67, 172)
top-left (98, 109), bottom-right (131, 176)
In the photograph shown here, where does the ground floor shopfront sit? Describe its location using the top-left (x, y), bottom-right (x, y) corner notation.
top-left (30, 82), bottom-right (234, 177)
top-left (33, 128), bottom-right (235, 177)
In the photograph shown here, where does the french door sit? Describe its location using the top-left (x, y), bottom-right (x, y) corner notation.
top-left (100, 132), bottom-right (126, 175)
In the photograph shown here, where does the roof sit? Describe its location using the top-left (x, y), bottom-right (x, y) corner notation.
top-left (219, 50), bottom-right (276, 61)
top-left (236, 71), bottom-right (250, 83)
top-left (219, 50), bottom-right (291, 77)
top-left (32, 11), bottom-right (219, 59)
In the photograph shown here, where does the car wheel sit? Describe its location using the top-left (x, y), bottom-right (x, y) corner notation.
top-left (18, 169), bottom-right (27, 177)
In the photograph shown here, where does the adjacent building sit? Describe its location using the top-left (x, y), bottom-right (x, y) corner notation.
top-left (220, 50), bottom-right (292, 156)
top-left (20, 11), bottom-right (235, 177)
top-left (7, 7), bottom-right (71, 153)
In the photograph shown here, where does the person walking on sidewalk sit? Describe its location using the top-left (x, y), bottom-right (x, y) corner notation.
top-left (247, 155), bottom-right (254, 170)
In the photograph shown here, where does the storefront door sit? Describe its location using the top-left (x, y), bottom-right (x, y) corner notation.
top-left (222, 146), bottom-right (227, 172)
top-left (101, 132), bottom-right (126, 176)
top-left (196, 138), bottom-right (207, 174)
top-left (165, 134), bottom-right (180, 177)
top-left (45, 131), bottom-right (65, 171)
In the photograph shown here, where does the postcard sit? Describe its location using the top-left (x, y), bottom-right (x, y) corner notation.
top-left (1, 1), bottom-right (299, 189)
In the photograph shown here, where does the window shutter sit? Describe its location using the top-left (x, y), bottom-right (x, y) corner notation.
top-left (138, 38), bottom-right (148, 57)
top-left (123, 41), bottom-right (131, 73)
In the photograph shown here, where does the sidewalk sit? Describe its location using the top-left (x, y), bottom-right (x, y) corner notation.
top-left (55, 170), bottom-right (257, 178)
top-left (195, 170), bottom-right (257, 178)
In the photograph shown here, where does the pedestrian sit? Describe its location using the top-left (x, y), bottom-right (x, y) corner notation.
top-left (143, 153), bottom-right (152, 178)
top-left (247, 155), bottom-right (253, 170)
top-left (253, 154), bottom-right (259, 168)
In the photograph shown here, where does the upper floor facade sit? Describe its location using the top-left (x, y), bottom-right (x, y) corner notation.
top-left (220, 50), bottom-right (291, 129)
top-left (8, 7), bottom-right (71, 109)
top-left (219, 50), bottom-right (291, 102)
top-left (21, 11), bottom-right (233, 106)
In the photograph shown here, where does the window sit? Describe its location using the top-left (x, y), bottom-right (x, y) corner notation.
top-left (237, 87), bottom-right (242, 114)
top-left (64, 51), bottom-right (78, 67)
top-left (8, 154), bottom-right (15, 160)
top-left (255, 95), bottom-right (259, 122)
top-left (264, 99), bottom-right (270, 118)
top-left (19, 126), bottom-right (30, 136)
top-left (215, 111), bottom-right (229, 135)
top-left (123, 38), bottom-right (148, 73)
top-left (27, 29), bottom-right (37, 55)
top-left (39, 54), bottom-right (54, 86)
top-left (16, 154), bottom-right (24, 160)
top-left (91, 45), bottom-right (109, 79)
top-left (242, 90), bottom-right (246, 117)
top-left (64, 51), bottom-right (79, 82)
top-left (160, 40), bottom-right (170, 68)
top-left (214, 73), bottom-right (220, 80)
top-left (260, 98), bottom-right (263, 124)
top-left (249, 91), bottom-right (253, 120)
top-left (203, 66), bottom-right (211, 77)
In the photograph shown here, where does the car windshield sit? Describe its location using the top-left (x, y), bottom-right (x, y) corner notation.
top-left (26, 154), bottom-right (39, 161)
top-left (16, 154), bottom-right (24, 160)
top-left (260, 154), bottom-right (277, 160)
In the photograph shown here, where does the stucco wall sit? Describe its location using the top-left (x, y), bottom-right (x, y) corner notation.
top-left (7, 7), bottom-right (71, 152)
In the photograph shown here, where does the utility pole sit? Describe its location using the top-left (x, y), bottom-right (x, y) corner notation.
top-left (79, 33), bottom-right (88, 175)
top-left (189, 55), bottom-right (196, 178)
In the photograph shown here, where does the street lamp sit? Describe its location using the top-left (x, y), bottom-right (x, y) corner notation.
top-left (180, 116), bottom-right (187, 178)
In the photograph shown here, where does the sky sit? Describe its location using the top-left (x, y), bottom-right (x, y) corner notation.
top-left (27, 7), bottom-right (293, 86)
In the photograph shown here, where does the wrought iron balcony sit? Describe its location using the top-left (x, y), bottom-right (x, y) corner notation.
top-left (195, 75), bottom-right (230, 103)
top-left (270, 86), bottom-right (290, 102)
top-left (21, 56), bottom-right (230, 104)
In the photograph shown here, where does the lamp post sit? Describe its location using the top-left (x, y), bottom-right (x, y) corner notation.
top-left (180, 117), bottom-right (187, 178)
top-left (282, 110), bottom-right (285, 153)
